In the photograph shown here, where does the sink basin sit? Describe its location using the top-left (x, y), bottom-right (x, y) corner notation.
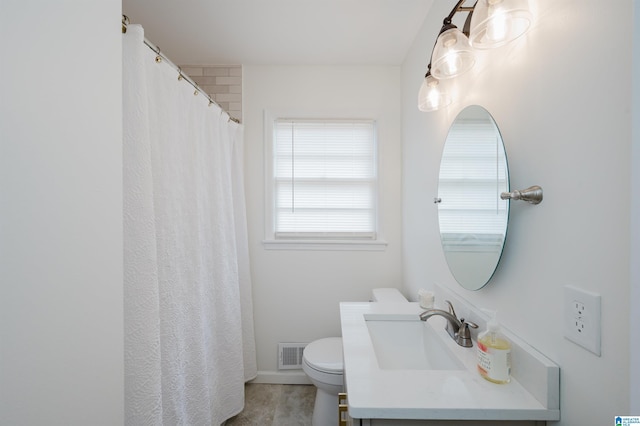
top-left (365, 317), bottom-right (464, 370)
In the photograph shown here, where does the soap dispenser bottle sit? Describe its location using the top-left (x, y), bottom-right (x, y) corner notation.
top-left (477, 310), bottom-right (511, 384)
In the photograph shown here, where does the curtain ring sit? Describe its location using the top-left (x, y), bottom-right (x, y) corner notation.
top-left (122, 15), bottom-right (130, 33)
top-left (154, 45), bottom-right (162, 63)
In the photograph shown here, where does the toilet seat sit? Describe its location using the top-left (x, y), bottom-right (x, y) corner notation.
top-left (303, 337), bottom-right (343, 374)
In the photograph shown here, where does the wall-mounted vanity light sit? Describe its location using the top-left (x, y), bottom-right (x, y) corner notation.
top-left (418, 0), bottom-right (533, 112)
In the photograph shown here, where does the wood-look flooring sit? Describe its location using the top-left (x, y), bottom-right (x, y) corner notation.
top-left (224, 383), bottom-right (316, 426)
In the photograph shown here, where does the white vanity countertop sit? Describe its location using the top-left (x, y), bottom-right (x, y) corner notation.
top-left (340, 302), bottom-right (560, 421)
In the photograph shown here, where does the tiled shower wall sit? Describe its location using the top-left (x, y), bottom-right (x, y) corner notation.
top-left (180, 65), bottom-right (242, 122)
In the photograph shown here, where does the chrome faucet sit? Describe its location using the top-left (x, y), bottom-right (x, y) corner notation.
top-left (419, 300), bottom-right (478, 347)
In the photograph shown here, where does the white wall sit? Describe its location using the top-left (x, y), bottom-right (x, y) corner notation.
top-left (0, 1), bottom-right (124, 425)
top-left (243, 65), bottom-right (403, 380)
top-left (402, 1), bottom-right (632, 424)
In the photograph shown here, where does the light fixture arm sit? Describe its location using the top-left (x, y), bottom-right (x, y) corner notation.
top-left (461, 2), bottom-right (478, 36)
top-left (439, 0), bottom-right (476, 36)
top-left (444, 0), bottom-right (475, 24)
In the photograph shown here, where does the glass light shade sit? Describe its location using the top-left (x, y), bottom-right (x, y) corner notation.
top-left (469, 0), bottom-right (533, 49)
top-left (430, 28), bottom-right (476, 80)
top-left (418, 74), bottom-right (452, 112)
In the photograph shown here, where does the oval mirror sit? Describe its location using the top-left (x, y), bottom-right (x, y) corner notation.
top-left (437, 105), bottom-right (509, 290)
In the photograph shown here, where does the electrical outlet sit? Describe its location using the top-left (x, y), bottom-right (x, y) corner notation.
top-left (564, 285), bottom-right (601, 356)
top-left (572, 300), bottom-right (585, 317)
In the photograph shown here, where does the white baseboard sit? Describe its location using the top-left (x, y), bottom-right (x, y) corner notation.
top-left (250, 370), bottom-right (312, 385)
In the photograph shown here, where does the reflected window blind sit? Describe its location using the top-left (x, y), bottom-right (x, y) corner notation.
top-left (273, 119), bottom-right (377, 239)
top-left (439, 118), bottom-right (508, 236)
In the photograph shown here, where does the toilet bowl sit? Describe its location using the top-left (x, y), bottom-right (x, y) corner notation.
top-left (302, 337), bottom-right (344, 426)
top-left (302, 288), bottom-right (407, 426)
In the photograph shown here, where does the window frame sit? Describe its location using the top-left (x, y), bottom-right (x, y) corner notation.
top-left (262, 111), bottom-right (387, 251)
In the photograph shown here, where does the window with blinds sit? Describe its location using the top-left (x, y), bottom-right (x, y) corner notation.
top-left (438, 117), bottom-right (508, 250)
top-left (272, 119), bottom-right (378, 240)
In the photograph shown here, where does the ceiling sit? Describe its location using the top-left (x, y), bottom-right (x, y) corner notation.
top-left (122, 0), bottom-right (434, 66)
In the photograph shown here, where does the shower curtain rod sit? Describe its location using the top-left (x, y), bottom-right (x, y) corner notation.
top-left (122, 15), bottom-right (241, 124)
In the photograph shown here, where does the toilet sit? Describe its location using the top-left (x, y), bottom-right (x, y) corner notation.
top-left (302, 288), bottom-right (408, 426)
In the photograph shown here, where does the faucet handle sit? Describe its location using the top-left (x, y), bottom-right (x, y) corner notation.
top-left (444, 300), bottom-right (456, 317)
top-left (460, 318), bottom-right (478, 330)
top-left (455, 318), bottom-right (479, 348)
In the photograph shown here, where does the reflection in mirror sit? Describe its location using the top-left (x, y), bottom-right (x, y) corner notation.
top-left (438, 105), bottom-right (509, 290)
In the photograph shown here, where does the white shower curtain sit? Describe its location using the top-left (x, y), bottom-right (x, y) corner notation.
top-left (123, 24), bottom-right (257, 426)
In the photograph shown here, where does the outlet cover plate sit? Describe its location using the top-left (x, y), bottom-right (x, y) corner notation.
top-left (563, 285), bottom-right (601, 356)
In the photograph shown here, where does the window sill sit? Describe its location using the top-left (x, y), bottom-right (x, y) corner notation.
top-left (262, 239), bottom-right (388, 251)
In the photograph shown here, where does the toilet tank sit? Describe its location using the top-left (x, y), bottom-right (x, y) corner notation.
top-left (370, 288), bottom-right (408, 303)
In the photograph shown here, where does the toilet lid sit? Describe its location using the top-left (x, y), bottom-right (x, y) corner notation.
top-left (303, 337), bottom-right (343, 374)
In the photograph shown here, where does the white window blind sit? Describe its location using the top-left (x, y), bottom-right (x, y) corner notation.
top-left (273, 119), bottom-right (377, 239)
top-left (438, 118), bottom-right (508, 242)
